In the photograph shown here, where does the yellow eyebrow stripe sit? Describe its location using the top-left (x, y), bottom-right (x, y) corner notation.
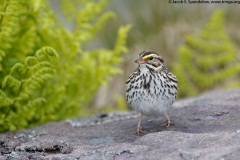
top-left (142, 54), bottom-right (157, 60)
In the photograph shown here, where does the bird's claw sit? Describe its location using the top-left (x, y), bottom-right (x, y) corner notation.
top-left (161, 120), bottom-right (175, 127)
top-left (133, 127), bottom-right (146, 135)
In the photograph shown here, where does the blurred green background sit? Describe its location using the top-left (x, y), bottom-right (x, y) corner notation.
top-left (91, 0), bottom-right (240, 109)
top-left (0, 0), bottom-right (239, 132)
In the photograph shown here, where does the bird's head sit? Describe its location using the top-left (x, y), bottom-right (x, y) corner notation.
top-left (135, 51), bottom-right (167, 72)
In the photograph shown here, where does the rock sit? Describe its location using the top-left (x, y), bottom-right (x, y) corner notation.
top-left (1, 89), bottom-right (240, 159)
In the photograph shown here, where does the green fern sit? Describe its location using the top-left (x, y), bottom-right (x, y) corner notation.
top-left (173, 9), bottom-right (240, 98)
top-left (0, 0), bottom-right (130, 132)
top-left (0, 47), bottom-right (58, 131)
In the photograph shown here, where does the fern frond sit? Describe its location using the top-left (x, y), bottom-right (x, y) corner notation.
top-left (9, 63), bottom-right (26, 75)
top-left (35, 46), bottom-right (59, 61)
top-left (2, 75), bottom-right (21, 94)
top-left (113, 25), bottom-right (132, 56)
top-left (17, 27), bottom-right (37, 56)
top-left (0, 90), bottom-right (13, 107)
top-left (173, 9), bottom-right (240, 98)
top-left (0, 46), bottom-right (58, 132)
top-left (0, 0), bottom-right (20, 71)
top-left (0, 0), bottom-right (130, 133)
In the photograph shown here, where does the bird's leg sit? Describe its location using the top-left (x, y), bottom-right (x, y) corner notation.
top-left (137, 114), bottom-right (143, 133)
top-left (134, 113), bottom-right (145, 135)
top-left (161, 112), bottom-right (175, 127)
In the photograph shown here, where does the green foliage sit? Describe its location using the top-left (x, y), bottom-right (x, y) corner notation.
top-left (0, 0), bottom-right (130, 132)
top-left (0, 47), bottom-right (58, 131)
top-left (173, 9), bottom-right (240, 98)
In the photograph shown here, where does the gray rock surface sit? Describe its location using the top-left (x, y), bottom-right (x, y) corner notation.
top-left (1, 89), bottom-right (240, 160)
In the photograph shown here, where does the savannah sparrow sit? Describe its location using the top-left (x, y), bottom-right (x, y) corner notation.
top-left (126, 51), bottom-right (178, 135)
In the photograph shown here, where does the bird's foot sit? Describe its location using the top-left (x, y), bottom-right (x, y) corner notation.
top-left (133, 127), bottom-right (146, 135)
top-left (160, 120), bottom-right (175, 127)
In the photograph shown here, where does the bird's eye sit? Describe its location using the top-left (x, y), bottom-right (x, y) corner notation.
top-left (149, 57), bottom-right (153, 60)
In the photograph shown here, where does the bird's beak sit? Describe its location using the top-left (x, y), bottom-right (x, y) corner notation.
top-left (134, 57), bottom-right (145, 64)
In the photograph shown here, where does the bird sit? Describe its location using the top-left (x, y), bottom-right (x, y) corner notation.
top-left (126, 51), bottom-right (178, 135)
